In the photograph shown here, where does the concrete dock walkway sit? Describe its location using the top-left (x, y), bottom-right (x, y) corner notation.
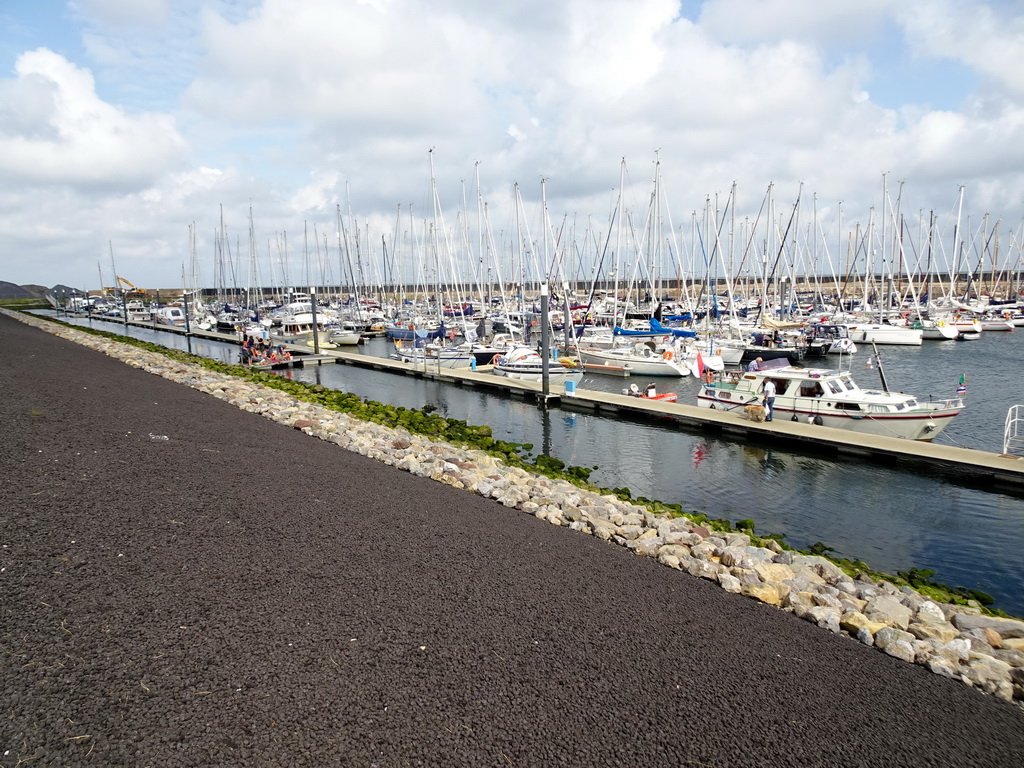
top-left (1, 312), bottom-right (1022, 767)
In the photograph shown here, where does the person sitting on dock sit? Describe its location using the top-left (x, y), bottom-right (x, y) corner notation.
top-left (747, 357), bottom-right (763, 372)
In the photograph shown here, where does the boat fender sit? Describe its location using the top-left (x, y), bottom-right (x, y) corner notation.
top-left (662, 350), bottom-right (674, 361)
top-left (703, 370), bottom-right (715, 384)
top-left (813, 415), bottom-right (823, 425)
top-left (714, 348), bottom-right (721, 356)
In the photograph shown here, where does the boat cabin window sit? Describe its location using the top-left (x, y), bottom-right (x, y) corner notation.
top-left (799, 381), bottom-right (825, 397)
top-left (834, 402), bottom-right (862, 411)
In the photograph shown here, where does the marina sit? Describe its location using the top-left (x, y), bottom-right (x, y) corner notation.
top-left (7, 309), bottom-right (1023, 767)
top-left (8, 6), bottom-right (1024, 760)
top-left (53, 310), bottom-right (1024, 478)
top-left (37, 308), bottom-right (1024, 616)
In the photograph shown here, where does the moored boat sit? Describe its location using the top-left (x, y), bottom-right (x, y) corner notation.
top-left (949, 315), bottom-right (983, 335)
top-left (492, 347), bottom-right (583, 385)
top-left (625, 383), bottom-right (678, 403)
top-left (696, 360), bottom-right (964, 440)
top-left (153, 305), bottom-right (187, 327)
top-left (803, 324), bottom-right (857, 356)
top-left (980, 314), bottom-right (1014, 332)
top-left (577, 344), bottom-right (690, 377)
top-left (125, 299), bottom-right (151, 322)
top-left (846, 323), bottom-right (923, 346)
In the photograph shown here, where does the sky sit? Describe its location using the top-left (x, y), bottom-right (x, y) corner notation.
top-left (2, 0), bottom-right (1024, 293)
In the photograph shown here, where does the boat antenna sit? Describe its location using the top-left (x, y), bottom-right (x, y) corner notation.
top-left (870, 341), bottom-right (889, 392)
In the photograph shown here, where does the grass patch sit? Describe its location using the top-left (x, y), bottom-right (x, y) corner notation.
top-left (1, 298), bottom-right (50, 310)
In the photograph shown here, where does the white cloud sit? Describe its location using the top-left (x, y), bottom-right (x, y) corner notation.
top-left (897, 0), bottom-right (1024, 97)
top-left (697, 0), bottom-right (894, 46)
top-left (75, 0), bottom-right (169, 28)
top-left (291, 168), bottom-right (342, 214)
top-left (0, 48), bottom-right (188, 192)
top-left (2, 0), bottom-right (1024, 289)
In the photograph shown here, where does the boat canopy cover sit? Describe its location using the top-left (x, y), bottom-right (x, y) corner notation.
top-left (648, 318), bottom-right (696, 338)
top-left (756, 357), bottom-right (791, 372)
top-left (413, 324), bottom-right (447, 346)
top-left (760, 316), bottom-right (804, 330)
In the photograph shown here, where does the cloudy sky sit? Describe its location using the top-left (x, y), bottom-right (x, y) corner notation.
top-left (2, 0), bottom-right (1023, 293)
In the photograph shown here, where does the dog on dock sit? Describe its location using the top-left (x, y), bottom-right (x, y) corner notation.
top-left (744, 403), bottom-right (767, 422)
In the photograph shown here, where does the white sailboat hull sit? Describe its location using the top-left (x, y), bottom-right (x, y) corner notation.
top-left (847, 324), bottom-right (923, 345)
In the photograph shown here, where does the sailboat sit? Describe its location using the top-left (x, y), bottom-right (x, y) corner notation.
top-left (492, 347), bottom-right (583, 384)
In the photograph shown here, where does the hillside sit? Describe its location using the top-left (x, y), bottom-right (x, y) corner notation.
top-left (0, 282), bottom-right (40, 299)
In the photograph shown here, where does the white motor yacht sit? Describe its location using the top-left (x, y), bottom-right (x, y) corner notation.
top-left (696, 360), bottom-right (964, 441)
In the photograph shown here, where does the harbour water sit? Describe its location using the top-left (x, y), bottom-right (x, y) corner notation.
top-left (44, 312), bottom-right (1024, 615)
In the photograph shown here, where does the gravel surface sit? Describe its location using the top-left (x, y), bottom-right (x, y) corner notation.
top-left (2, 312), bottom-right (1023, 767)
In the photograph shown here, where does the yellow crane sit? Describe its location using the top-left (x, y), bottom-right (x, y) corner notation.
top-left (104, 276), bottom-right (144, 298)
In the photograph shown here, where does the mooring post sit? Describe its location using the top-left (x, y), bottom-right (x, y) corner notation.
top-left (182, 293), bottom-right (192, 336)
top-left (540, 282), bottom-right (550, 400)
top-left (311, 288), bottom-right (320, 355)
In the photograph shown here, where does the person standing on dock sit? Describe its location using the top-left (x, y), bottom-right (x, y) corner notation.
top-left (763, 378), bottom-right (776, 422)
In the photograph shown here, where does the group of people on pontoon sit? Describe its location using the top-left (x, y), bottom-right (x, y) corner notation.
top-left (240, 337), bottom-right (291, 366)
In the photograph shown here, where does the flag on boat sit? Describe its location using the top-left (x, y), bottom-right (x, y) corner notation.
top-left (693, 351), bottom-right (705, 378)
top-left (956, 373), bottom-right (967, 395)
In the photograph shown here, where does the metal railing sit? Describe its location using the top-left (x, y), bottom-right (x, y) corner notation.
top-left (1003, 405), bottom-right (1024, 456)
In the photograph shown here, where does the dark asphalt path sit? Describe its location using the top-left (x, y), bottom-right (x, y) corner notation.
top-left (1, 312), bottom-right (1022, 767)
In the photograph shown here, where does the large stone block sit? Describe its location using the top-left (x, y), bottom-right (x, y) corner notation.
top-left (864, 595), bottom-right (914, 631)
top-left (741, 581), bottom-right (786, 606)
top-left (952, 613), bottom-right (1024, 640)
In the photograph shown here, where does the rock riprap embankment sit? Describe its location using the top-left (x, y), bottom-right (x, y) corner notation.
top-left (10, 310), bottom-right (1024, 707)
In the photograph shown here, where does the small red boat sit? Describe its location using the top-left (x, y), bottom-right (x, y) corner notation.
top-left (625, 384), bottom-right (678, 403)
